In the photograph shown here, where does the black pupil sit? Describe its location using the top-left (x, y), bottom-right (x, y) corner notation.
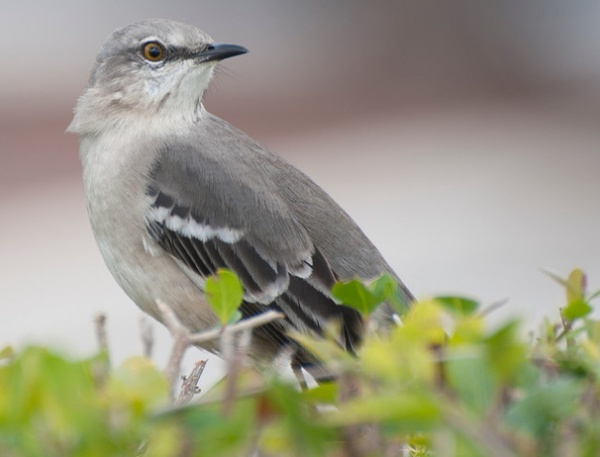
top-left (147, 44), bottom-right (162, 58)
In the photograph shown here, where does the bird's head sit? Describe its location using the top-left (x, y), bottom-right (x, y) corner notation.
top-left (69, 19), bottom-right (247, 134)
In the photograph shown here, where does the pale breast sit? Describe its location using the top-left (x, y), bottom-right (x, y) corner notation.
top-left (79, 131), bottom-right (218, 332)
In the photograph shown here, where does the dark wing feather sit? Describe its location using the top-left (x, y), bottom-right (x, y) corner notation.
top-left (146, 175), bottom-right (364, 352)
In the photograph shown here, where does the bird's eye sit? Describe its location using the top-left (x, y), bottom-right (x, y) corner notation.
top-left (142, 42), bottom-right (165, 61)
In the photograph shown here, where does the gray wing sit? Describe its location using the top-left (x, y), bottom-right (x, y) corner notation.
top-left (144, 130), bottom-right (365, 350)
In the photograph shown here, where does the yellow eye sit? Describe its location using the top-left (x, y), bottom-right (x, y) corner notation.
top-left (142, 42), bottom-right (165, 61)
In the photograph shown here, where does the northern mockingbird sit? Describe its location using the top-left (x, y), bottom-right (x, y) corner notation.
top-left (69, 19), bottom-right (414, 376)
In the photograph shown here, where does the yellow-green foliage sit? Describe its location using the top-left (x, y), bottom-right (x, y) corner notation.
top-left (1, 269), bottom-right (599, 456)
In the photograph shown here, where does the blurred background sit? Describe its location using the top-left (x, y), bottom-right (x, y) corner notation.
top-left (2, 1), bottom-right (600, 382)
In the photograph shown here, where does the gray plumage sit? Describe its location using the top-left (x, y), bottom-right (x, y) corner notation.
top-left (69, 19), bottom-right (413, 374)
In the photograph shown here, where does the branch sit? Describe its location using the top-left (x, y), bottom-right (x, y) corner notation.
top-left (222, 327), bottom-right (253, 416)
top-left (478, 298), bottom-right (508, 318)
top-left (188, 310), bottom-right (284, 345)
top-left (155, 299), bottom-right (192, 400)
top-left (93, 312), bottom-right (109, 355)
top-left (155, 299), bottom-right (284, 402)
top-left (556, 308), bottom-right (574, 345)
top-left (139, 315), bottom-right (154, 359)
top-left (176, 359), bottom-right (207, 406)
top-left (92, 312), bottom-right (111, 386)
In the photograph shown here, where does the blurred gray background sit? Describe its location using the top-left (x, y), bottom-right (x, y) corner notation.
top-left (2, 1), bottom-right (600, 378)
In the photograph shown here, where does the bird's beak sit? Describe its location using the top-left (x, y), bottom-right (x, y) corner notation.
top-left (195, 43), bottom-right (248, 63)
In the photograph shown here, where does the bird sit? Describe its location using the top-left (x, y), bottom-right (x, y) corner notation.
top-left (68, 19), bottom-right (414, 380)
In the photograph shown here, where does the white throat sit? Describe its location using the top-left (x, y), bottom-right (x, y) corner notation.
top-left (68, 62), bottom-right (215, 137)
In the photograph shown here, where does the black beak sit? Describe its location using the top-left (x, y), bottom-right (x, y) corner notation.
top-left (196, 43), bottom-right (248, 63)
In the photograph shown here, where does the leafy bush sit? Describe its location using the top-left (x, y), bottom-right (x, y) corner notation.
top-left (1, 269), bottom-right (599, 456)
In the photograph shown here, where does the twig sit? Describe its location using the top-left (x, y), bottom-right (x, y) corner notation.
top-left (92, 312), bottom-right (111, 386)
top-left (440, 394), bottom-right (517, 457)
top-left (478, 298), bottom-right (509, 318)
top-left (556, 308), bottom-right (574, 344)
top-left (338, 371), bottom-right (382, 457)
top-left (93, 313), bottom-right (109, 355)
top-left (188, 311), bottom-right (284, 345)
top-left (176, 359), bottom-right (207, 406)
top-left (156, 299), bottom-right (192, 400)
top-left (222, 327), bottom-right (253, 416)
top-left (155, 300), bottom-right (284, 402)
top-left (139, 315), bottom-right (154, 359)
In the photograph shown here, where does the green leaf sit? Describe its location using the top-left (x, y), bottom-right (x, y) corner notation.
top-left (0, 346), bottom-right (14, 361)
top-left (0, 346), bottom-right (115, 454)
top-left (435, 296), bottom-right (479, 315)
top-left (484, 320), bottom-right (527, 382)
top-left (584, 319), bottom-right (600, 344)
top-left (205, 269), bottom-right (244, 326)
top-left (446, 348), bottom-right (496, 416)
top-left (400, 300), bottom-right (447, 346)
top-left (368, 274), bottom-right (395, 302)
top-left (332, 275), bottom-right (409, 317)
top-left (301, 382), bottom-right (338, 405)
top-left (289, 329), bottom-right (353, 365)
top-left (332, 279), bottom-right (379, 316)
top-left (363, 336), bottom-right (436, 385)
top-left (107, 356), bottom-right (169, 412)
top-left (144, 424), bottom-right (182, 457)
top-left (264, 379), bottom-right (335, 456)
top-left (544, 268), bottom-right (587, 304)
top-left (331, 392), bottom-right (441, 430)
top-left (505, 377), bottom-right (582, 437)
top-left (567, 268), bottom-right (587, 303)
top-left (162, 397), bottom-right (256, 456)
top-left (563, 298), bottom-right (592, 322)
